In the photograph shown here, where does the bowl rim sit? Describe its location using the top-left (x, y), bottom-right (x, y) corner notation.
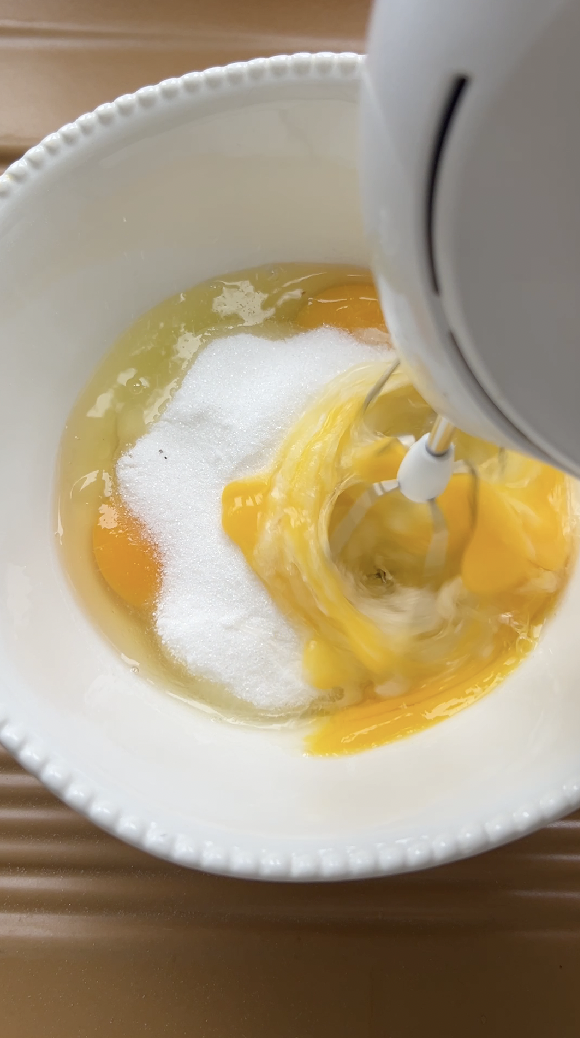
top-left (0, 51), bottom-right (578, 882)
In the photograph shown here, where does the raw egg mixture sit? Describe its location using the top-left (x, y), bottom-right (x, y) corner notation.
top-left (58, 264), bottom-right (575, 755)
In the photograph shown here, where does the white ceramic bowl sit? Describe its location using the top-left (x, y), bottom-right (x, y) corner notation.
top-left (1, 53), bottom-right (580, 881)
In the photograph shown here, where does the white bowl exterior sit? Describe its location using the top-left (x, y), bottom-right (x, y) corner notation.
top-left (0, 53), bottom-right (579, 880)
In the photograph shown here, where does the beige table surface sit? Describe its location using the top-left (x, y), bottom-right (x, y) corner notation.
top-left (1, 4), bottom-right (580, 1036)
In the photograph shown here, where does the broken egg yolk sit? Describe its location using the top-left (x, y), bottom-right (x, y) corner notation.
top-left (223, 359), bottom-right (573, 756)
top-left (296, 283), bottom-right (389, 338)
top-left (93, 500), bottom-right (161, 610)
top-left (222, 479), bottom-right (268, 561)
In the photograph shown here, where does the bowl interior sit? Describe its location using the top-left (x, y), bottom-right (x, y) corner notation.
top-left (0, 65), bottom-right (579, 877)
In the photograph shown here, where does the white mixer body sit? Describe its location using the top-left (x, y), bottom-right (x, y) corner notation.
top-left (362, 0), bottom-right (580, 476)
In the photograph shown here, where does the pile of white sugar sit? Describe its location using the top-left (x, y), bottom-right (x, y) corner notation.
top-left (117, 328), bottom-right (387, 713)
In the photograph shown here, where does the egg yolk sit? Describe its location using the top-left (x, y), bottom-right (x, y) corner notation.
top-left (222, 478), bottom-right (268, 560)
top-left (296, 283), bottom-right (389, 337)
top-left (222, 360), bottom-right (573, 755)
top-left (93, 500), bottom-right (161, 610)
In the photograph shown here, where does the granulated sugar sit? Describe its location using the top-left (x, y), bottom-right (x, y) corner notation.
top-left (116, 328), bottom-right (388, 714)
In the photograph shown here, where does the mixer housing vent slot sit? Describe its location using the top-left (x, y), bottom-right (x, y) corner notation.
top-left (426, 74), bottom-right (470, 294)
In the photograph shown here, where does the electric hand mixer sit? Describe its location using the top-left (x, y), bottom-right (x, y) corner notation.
top-left (359, 0), bottom-right (580, 518)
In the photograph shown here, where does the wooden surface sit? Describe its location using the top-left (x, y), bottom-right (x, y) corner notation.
top-left (0, 0), bottom-right (370, 156)
top-left (2, 741), bottom-right (580, 1038)
top-left (2, 3), bottom-right (580, 1036)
